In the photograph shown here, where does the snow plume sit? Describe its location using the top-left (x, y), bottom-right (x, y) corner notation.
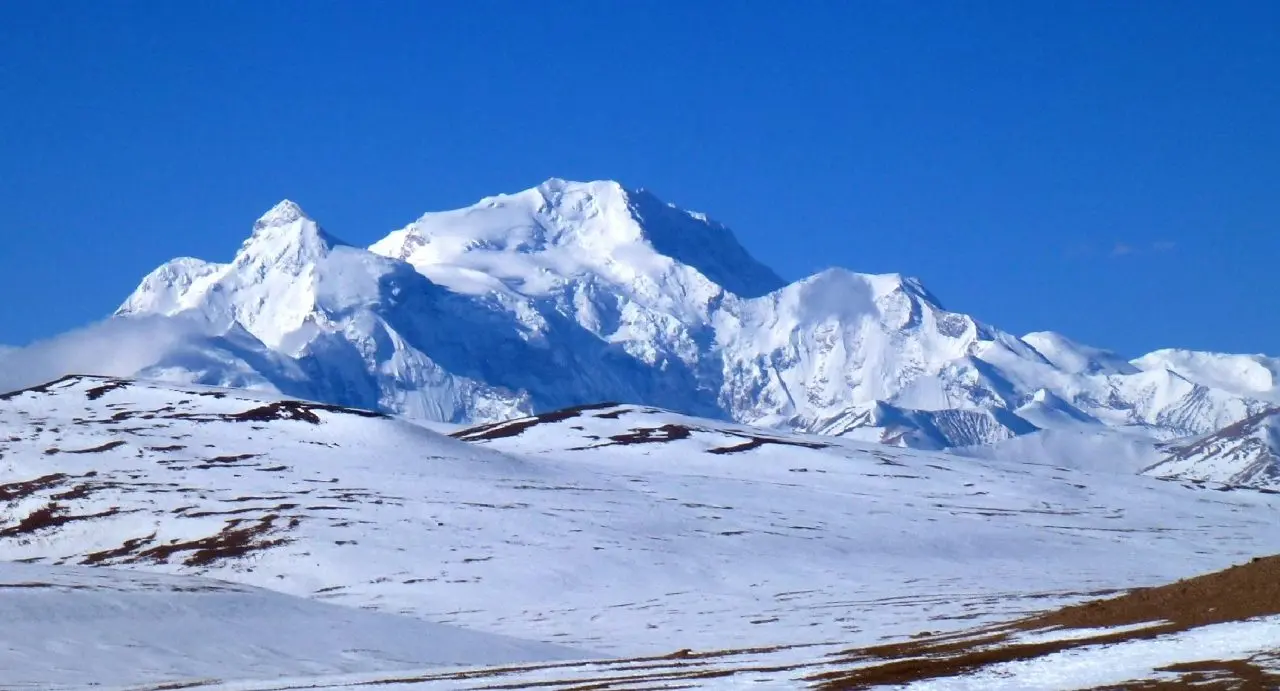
top-left (0, 315), bottom-right (214, 393)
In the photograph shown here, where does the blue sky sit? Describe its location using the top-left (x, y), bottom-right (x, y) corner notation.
top-left (1, 1), bottom-right (1277, 356)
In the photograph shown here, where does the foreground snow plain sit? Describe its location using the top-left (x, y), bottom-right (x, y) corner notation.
top-left (3, 376), bottom-right (1280, 688)
top-left (0, 561), bottom-right (583, 689)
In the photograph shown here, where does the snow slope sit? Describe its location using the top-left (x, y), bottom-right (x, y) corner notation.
top-left (1022, 331), bottom-right (1138, 376)
top-left (5, 376), bottom-right (1279, 660)
top-left (0, 561), bottom-right (581, 689)
top-left (10, 178), bottom-right (1254, 483)
top-left (1134, 348), bottom-right (1280, 399)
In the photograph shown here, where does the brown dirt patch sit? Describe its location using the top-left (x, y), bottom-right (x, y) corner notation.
top-left (811, 555), bottom-right (1280, 689)
top-left (50, 484), bottom-right (93, 501)
top-left (707, 435), bottom-right (830, 455)
top-left (134, 514), bottom-right (292, 566)
top-left (60, 440), bottom-right (128, 454)
top-left (593, 409), bottom-right (629, 419)
top-left (81, 532), bottom-right (159, 565)
top-left (0, 502), bottom-right (128, 537)
top-left (85, 380), bottom-right (130, 400)
top-left (228, 400), bottom-right (384, 424)
top-left (452, 402), bottom-right (622, 441)
top-left (607, 424), bottom-right (693, 445)
top-left (0, 473), bottom-right (70, 501)
top-left (1027, 555), bottom-right (1280, 633)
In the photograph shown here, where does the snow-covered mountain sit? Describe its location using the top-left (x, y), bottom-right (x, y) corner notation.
top-left (1134, 349), bottom-right (1280, 399)
top-left (116, 200), bottom-right (536, 422)
top-left (70, 178), bottom-right (1276, 471)
top-left (819, 401), bottom-right (1038, 449)
top-left (1145, 407), bottom-right (1280, 487)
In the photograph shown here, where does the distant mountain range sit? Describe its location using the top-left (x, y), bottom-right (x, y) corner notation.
top-left (7, 179), bottom-right (1279, 484)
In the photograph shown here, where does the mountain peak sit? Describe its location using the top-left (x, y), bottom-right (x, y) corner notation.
top-left (527, 179), bottom-right (635, 220)
top-left (534, 177), bottom-right (624, 197)
top-left (240, 200), bottom-right (342, 265)
top-left (372, 179), bottom-right (784, 299)
top-left (795, 269), bottom-right (942, 307)
top-left (254, 199), bottom-right (311, 229)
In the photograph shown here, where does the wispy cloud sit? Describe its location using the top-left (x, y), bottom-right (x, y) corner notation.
top-left (0, 316), bottom-right (211, 393)
top-left (1068, 240), bottom-right (1178, 260)
top-left (1109, 242), bottom-right (1136, 257)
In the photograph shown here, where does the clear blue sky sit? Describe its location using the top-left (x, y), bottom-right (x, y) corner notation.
top-left (1, 1), bottom-right (1277, 356)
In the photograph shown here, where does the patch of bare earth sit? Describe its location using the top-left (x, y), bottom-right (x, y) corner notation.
top-left (134, 515), bottom-right (295, 567)
top-left (0, 473), bottom-right (71, 501)
top-left (451, 402), bottom-right (621, 441)
top-left (227, 400), bottom-right (386, 424)
top-left (0, 502), bottom-right (129, 537)
top-left (811, 555), bottom-right (1280, 689)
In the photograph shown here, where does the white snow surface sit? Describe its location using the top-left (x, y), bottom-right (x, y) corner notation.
top-left (1022, 331), bottom-right (1138, 376)
top-left (955, 427), bottom-right (1166, 476)
top-left (3, 378), bottom-right (1280, 662)
top-left (11, 177), bottom-right (1258, 488)
top-left (900, 617), bottom-right (1280, 691)
top-left (1134, 348), bottom-right (1280, 398)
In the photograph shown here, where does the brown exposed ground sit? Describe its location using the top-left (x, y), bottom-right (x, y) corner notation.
top-left (228, 400), bottom-right (386, 424)
top-left (811, 554), bottom-right (1280, 689)
top-left (130, 515), bottom-right (293, 567)
top-left (0, 473), bottom-right (70, 501)
top-left (451, 402), bottom-right (622, 441)
top-left (0, 502), bottom-right (128, 538)
top-left (1, 374), bottom-right (387, 425)
top-left (451, 403), bottom-right (836, 456)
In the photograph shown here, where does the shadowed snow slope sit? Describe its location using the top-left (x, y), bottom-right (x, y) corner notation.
top-left (7, 178), bottom-right (1262, 485)
top-left (0, 561), bottom-right (582, 689)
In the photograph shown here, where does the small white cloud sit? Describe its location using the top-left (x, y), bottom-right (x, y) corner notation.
top-left (1110, 243), bottom-right (1135, 257)
top-left (1103, 241), bottom-right (1175, 258)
